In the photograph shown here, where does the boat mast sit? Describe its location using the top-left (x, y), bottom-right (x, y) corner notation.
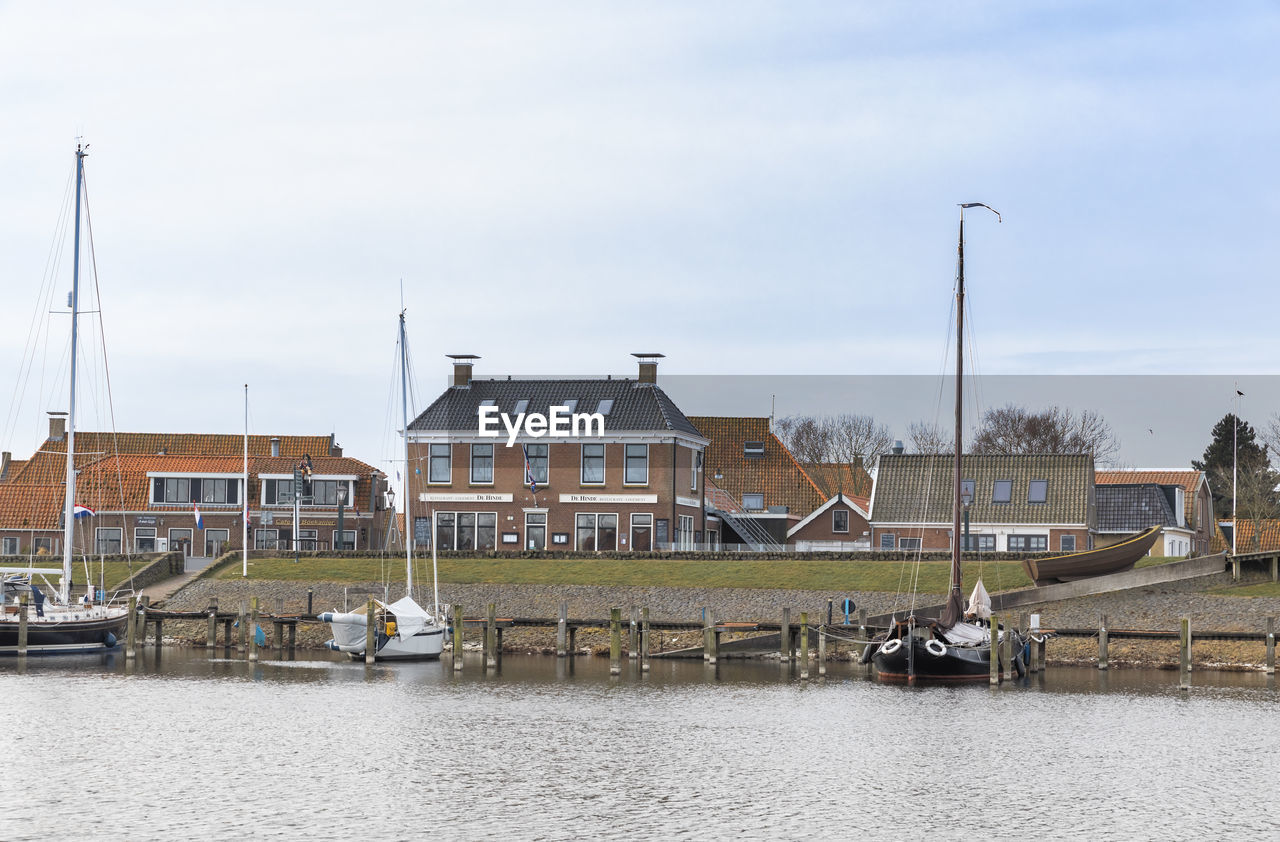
top-left (60, 145), bottom-right (87, 605)
top-left (399, 308), bottom-right (413, 597)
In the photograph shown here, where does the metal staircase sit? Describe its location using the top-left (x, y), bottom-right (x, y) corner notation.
top-left (705, 486), bottom-right (780, 551)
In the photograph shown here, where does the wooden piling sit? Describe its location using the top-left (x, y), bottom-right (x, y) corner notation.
top-left (307, 586), bottom-right (314, 615)
top-left (249, 596), bottom-right (259, 662)
top-left (1179, 616), bottom-right (1191, 689)
top-left (287, 621), bottom-right (296, 654)
top-left (702, 606), bottom-right (711, 663)
top-left (1097, 614), bottom-right (1109, 671)
top-left (707, 607), bottom-right (718, 665)
top-left (1002, 616), bottom-right (1013, 681)
top-left (237, 600), bottom-right (247, 652)
top-left (17, 593), bottom-right (28, 657)
top-left (569, 626), bottom-right (577, 655)
top-left (453, 604), bottom-right (464, 672)
top-left (206, 599), bottom-right (217, 649)
top-left (857, 608), bottom-right (868, 668)
top-left (1272, 557), bottom-right (1278, 583)
top-left (138, 595), bottom-right (150, 655)
top-left (1232, 556), bottom-right (1241, 581)
top-left (989, 615), bottom-right (999, 686)
top-left (222, 618), bottom-right (232, 648)
top-left (273, 620), bottom-right (283, 649)
top-left (641, 607), bottom-right (650, 673)
top-left (781, 607), bottom-right (791, 661)
top-left (556, 601), bottom-right (567, 657)
top-left (486, 603), bottom-right (497, 669)
top-left (610, 608), bottom-right (622, 675)
top-left (818, 623), bottom-right (827, 676)
top-left (800, 612), bottom-right (809, 680)
top-left (125, 595), bottom-right (137, 659)
top-left (153, 618), bottom-right (162, 650)
top-left (629, 606), bottom-right (638, 659)
top-left (364, 599), bottom-right (376, 665)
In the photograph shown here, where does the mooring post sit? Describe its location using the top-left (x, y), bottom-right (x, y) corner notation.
top-left (1272, 556), bottom-right (1278, 583)
top-left (1232, 555), bottom-right (1241, 581)
top-left (800, 611), bottom-right (810, 680)
top-left (222, 618), bottom-right (232, 648)
top-left (629, 605), bottom-right (638, 659)
top-left (1266, 617), bottom-right (1276, 676)
top-left (17, 593), bottom-right (29, 657)
top-left (237, 599), bottom-right (247, 652)
top-left (989, 615), bottom-right (999, 686)
top-left (781, 607), bottom-right (791, 661)
top-left (1179, 616), bottom-right (1192, 689)
top-left (858, 608), bottom-right (869, 669)
top-left (568, 625), bottom-right (577, 655)
top-left (287, 621), bottom-right (296, 654)
top-left (138, 595), bottom-right (150, 653)
top-left (306, 586), bottom-right (314, 616)
top-left (485, 603), bottom-right (497, 669)
top-left (1002, 616), bottom-right (1013, 681)
top-left (610, 607), bottom-right (622, 675)
top-left (206, 599), bottom-right (217, 649)
top-left (702, 606), bottom-right (711, 663)
top-left (453, 604), bottom-right (464, 672)
top-left (1028, 614), bottom-right (1041, 673)
top-left (707, 607), bottom-right (718, 665)
top-left (556, 601), bottom-right (568, 657)
top-left (126, 594), bottom-right (137, 659)
top-left (273, 619), bottom-right (283, 649)
top-left (818, 622), bottom-right (827, 676)
top-left (641, 607), bottom-right (651, 673)
top-left (153, 617), bottom-right (162, 651)
top-left (1098, 614), bottom-right (1109, 671)
top-left (249, 596), bottom-right (260, 662)
top-left (364, 598), bottom-right (376, 665)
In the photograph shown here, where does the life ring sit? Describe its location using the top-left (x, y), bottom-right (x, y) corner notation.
top-left (878, 638), bottom-right (902, 656)
top-left (925, 639), bottom-right (947, 657)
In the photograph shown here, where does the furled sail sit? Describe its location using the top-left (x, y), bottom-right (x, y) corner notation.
top-left (966, 579), bottom-right (992, 619)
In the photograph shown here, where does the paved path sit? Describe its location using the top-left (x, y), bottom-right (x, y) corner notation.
top-left (141, 555), bottom-right (217, 605)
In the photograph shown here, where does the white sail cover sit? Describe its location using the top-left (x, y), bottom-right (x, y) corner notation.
top-left (384, 596), bottom-right (434, 639)
top-left (966, 579), bottom-right (992, 620)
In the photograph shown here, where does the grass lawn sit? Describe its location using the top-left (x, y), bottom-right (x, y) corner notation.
top-left (1135, 556), bottom-right (1181, 569)
top-left (222, 555), bottom-right (1042, 594)
top-left (13, 560), bottom-right (147, 593)
top-left (1206, 581), bottom-right (1280, 598)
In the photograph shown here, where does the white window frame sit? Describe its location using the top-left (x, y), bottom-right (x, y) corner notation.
top-left (630, 513), bottom-right (653, 552)
top-left (691, 448), bottom-right (699, 492)
top-left (524, 512), bottom-right (547, 551)
top-left (332, 529), bottom-right (357, 551)
top-left (832, 509), bottom-right (850, 533)
top-left (254, 529), bottom-right (279, 550)
top-left (470, 443), bottom-right (494, 485)
top-left (898, 537), bottom-right (922, 551)
top-left (879, 533), bottom-right (895, 550)
top-left (581, 443), bottom-right (605, 485)
top-left (1, 537), bottom-right (19, 555)
top-left (525, 443), bottom-right (549, 487)
top-left (134, 527), bottom-right (157, 553)
top-left (1028, 479), bottom-right (1048, 504)
top-left (677, 515), bottom-right (694, 551)
top-left (429, 443), bottom-right (452, 484)
top-left (95, 527), bottom-right (123, 554)
top-left (742, 493), bottom-right (764, 510)
top-left (1060, 535), bottom-right (1076, 552)
top-left (624, 444), bottom-right (649, 485)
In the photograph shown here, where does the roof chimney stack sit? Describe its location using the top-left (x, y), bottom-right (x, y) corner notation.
top-left (48, 412), bottom-right (67, 441)
top-left (892, 440), bottom-right (904, 455)
top-left (632, 352), bottom-right (665, 385)
top-left (0, 451), bottom-right (10, 481)
top-left (270, 437), bottom-right (281, 457)
top-left (447, 354), bottom-right (480, 387)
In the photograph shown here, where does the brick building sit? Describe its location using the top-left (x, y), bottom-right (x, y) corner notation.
top-left (406, 355), bottom-right (708, 552)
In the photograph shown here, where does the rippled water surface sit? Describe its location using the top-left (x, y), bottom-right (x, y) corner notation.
top-left (3, 650), bottom-right (1278, 840)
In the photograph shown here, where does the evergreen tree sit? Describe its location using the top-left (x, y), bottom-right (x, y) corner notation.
top-left (1193, 413), bottom-right (1273, 521)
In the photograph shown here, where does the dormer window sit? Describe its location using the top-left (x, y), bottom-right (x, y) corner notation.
top-left (744, 441), bottom-right (765, 458)
top-left (597, 398), bottom-right (614, 415)
top-left (478, 399), bottom-right (497, 412)
top-left (562, 399), bottom-right (578, 413)
top-left (513, 399), bottom-right (529, 415)
top-left (992, 480), bottom-right (1012, 504)
top-left (742, 493), bottom-right (764, 510)
top-left (1028, 480), bottom-right (1048, 504)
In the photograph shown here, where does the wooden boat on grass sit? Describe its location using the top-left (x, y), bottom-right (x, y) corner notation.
top-left (1022, 525), bottom-right (1162, 586)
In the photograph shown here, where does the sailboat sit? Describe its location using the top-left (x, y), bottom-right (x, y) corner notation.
top-left (0, 145), bottom-right (130, 654)
top-left (319, 307), bottom-right (445, 661)
top-left (869, 203), bottom-right (1022, 683)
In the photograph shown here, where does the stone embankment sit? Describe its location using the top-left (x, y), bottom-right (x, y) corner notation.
top-left (159, 570), bottom-right (1280, 670)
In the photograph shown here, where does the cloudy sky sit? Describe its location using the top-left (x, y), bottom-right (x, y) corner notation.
top-left (1, 2), bottom-right (1276, 477)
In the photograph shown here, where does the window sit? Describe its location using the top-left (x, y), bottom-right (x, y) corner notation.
top-left (597, 514), bottom-right (618, 551)
top-left (597, 398), bottom-right (614, 415)
top-left (624, 444), bottom-right (648, 484)
top-left (478, 399), bottom-right (496, 408)
top-left (833, 510), bottom-right (850, 533)
top-left (581, 444), bottom-right (605, 484)
top-left (1060, 535), bottom-right (1076, 552)
top-left (154, 477), bottom-right (191, 503)
top-left (525, 513), bottom-right (546, 550)
top-left (562, 399), bottom-right (578, 413)
top-left (95, 527), bottom-right (122, 554)
top-left (1008, 534), bottom-right (1047, 552)
top-left (134, 527), bottom-right (156, 553)
top-left (879, 533), bottom-right (895, 550)
top-left (470, 444), bottom-right (494, 484)
top-left (254, 529), bottom-right (279, 550)
top-left (576, 514), bottom-right (597, 551)
top-left (513, 399), bottom-right (529, 415)
top-left (962, 534), bottom-right (995, 552)
top-left (332, 530), bottom-right (356, 550)
top-left (898, 537), bottom-right (922, 551)
top-left (742, 493), bottom-right (764, 510)
top-left (1, 537), bottom-right (18, 555)
top-left (476, 513), bottom-right (497, 550)
top-left (992, 480), bottom-right (1012, 504)
top-left (458, 513), bottom-right (476, 549)
top-left (298, 529), bottom-right (318, 551)
top-left (1028, 480), bottom-right (1048, 504)
top-left (677, 515), bottom-right (695, 551)
top-left (311, 480), bottom-right (351, 506)
top-left (691, 450), bottom-right (698, 492)
top-left (744, 441), bottom-right (765, 458)
top-left (631, 514), bottom-right (652, 551)
top-left (33, 537), bottom-right (53, 554)
top-left (436, 512), bottom-right (455, 551)
top-left (429, 443), bottom-right (452, 483)
top-left (525, 443), bottom-right (548, 486)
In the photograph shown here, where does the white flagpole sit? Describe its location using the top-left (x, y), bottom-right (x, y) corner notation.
top-left (243, 384), bottom-right (249, 577)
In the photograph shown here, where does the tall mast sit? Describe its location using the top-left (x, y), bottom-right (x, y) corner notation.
top-left (60, 145), bottom-right (87, 605)
top-left (400, 308), bottom-right (413, 596)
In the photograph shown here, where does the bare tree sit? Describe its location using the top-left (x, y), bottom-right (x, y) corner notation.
top-left (907, 420), bottom-right (952, 455)
top-left (969, 404), bottom-right (1120, 465)
top-left (774, 414), bottom-right (892, 496)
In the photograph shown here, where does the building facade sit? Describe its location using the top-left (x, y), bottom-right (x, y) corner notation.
top-left (1095, 469), bottom-right (1214, 556)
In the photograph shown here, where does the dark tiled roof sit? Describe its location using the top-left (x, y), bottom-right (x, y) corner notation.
top-left (412, 379), bottom-right (704, 438)
top-left (1096, 484), bottom-right (1180, 532)
top-left (688, 416), bottom-right (824, 514)
top-left (1096, 470), bottom-right (1207, 525)
top-left (871, 453), bottom-right (1094, 525)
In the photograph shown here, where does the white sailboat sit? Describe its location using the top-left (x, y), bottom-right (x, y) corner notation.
top-left (1, 145), bottom-right (130, 654)
top-left (320, 307), bottom-right (445, 661)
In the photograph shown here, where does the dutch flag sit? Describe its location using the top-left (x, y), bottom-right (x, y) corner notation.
top-left (522, 444), bottom-right (537, 494)
top-left (73, 504), bottom-right (96, 519)
top-left (193, 504), bottom-right (204, 530)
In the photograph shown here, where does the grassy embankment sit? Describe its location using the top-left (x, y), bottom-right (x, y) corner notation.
top-left (15, 561), bottom-right (146, 592)
top-left (1207, 581), bottom-right (1280, 598)
top-left (219, 555), bottom-right (1185, 593)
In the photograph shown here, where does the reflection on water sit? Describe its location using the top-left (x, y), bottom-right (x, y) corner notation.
top-left (3, 650), bottom-right (1277, 840)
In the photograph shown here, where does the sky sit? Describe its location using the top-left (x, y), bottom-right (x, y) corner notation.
top-left (1, 2), bottom-right (1277, 484)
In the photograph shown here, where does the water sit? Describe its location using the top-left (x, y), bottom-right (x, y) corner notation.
top-left (3, 650), bottom-right (1278, 840)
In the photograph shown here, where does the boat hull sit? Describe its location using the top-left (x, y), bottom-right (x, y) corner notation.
top-left (1023, 526), bottom-right (1162, 586)
top-left (0, 611), bottom-right (127, 655)
top-left (871, 635), bottom-right (994, 683)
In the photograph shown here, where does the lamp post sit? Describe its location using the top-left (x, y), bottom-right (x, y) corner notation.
top-left (961, 488), bottom-right (973, 556)
top-left (385, 487), bottom-right (396, 551)
top-left (336, 484), bottom-right (348, 551)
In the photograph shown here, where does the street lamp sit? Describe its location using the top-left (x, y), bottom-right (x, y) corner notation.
top-left (961, 486), bottom-right (973, 555)
top-left (336, 484), bottom-right (348, 551)
top-left (385, 487), bottom-right (396, 550)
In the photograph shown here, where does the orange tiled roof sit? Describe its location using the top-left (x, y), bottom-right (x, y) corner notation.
top-left (1096, 470), bottom-right (1207, 525)
top-left (0, 484), bottom-right (64, 531)
top-left (0, 459), bottom-right (26, 483)
top-left (803, 461), bottom-right (873, 499)
top-left (688, 416), bottom-right (825, 515)
top-left (4, 450), bottom-right (100, 486)
top-left (40, 432), bottom-right (338, 458)
top-left (1214, 519), bottom-right (1280, 553)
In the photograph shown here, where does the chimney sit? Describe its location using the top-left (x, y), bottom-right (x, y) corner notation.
top-left (48, 412), bottom-right (67, 441)
top-left (270, 437), bottom-right (281, 457)
top-left (0, 451), bottom-right (10, 481)
top-left (447, 354), bottom-right (480, 387)
top-left (892, 440), bottom-right (904, 454)
top-left (632, 352), bottom-right (665, 385)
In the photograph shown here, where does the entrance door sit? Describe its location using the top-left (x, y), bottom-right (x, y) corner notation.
top-left (204, 528), bottom-right (230, 557)
top-left (168, 528), bottom-right (194, 557)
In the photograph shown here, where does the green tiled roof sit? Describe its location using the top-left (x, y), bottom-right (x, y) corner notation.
top-left (870, 453), bottom-right (1094, 525)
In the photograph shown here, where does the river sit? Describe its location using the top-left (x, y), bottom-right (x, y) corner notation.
top-left (3, 650), bottom-right (1277, 840)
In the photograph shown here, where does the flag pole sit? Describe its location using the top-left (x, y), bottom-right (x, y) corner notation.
top-left (243, 383), bottom-right (249, 577)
